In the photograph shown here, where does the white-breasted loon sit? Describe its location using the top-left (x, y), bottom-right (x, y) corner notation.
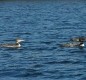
top-left (0, 38), bottom-right (24, 48)
top-left (60, 42), bottom-right (84, 48)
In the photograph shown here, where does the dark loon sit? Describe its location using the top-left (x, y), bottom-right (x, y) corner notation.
top-left (0, 38), bottom-right (24, 48)
top-left (60, 42), bottom-right (84, 48)
top-left (71, 37), bottom-right (86, 42)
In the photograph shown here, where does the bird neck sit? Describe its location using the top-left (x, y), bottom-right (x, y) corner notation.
top-left (80, 42), bottom-right (84, 47)
top-left (16, 43), bottom-right (21, 47)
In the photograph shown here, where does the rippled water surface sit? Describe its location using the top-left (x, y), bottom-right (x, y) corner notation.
top-left (0, 0), bottom-right (86, 80)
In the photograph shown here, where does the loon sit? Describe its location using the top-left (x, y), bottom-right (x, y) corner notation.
top-left (60, 42), bottom-right (84, 48)
top-left (0, 38), bottom-right (24, 48)
top-left (71, 37), bottom-right (86, 42)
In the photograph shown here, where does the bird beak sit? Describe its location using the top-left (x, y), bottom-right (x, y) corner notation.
top-left (20, 39), bottom-right (25, 42)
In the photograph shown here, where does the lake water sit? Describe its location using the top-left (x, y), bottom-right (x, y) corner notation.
top-left (0, 0), bottom-right (86, 80)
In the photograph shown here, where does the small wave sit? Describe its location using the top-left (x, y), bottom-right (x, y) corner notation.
top-left (33, 64), bottom-right (44, 68)
top-left (14, 69), bottom-right (44, 77)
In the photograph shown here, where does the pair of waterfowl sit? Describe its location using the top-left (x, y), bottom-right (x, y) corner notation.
top-left (60, 36), bottom-right (86, 48)
top-left (0, 38), bottom-right (24, 48)
top-left (0, 36), bottom-right (86, 48)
